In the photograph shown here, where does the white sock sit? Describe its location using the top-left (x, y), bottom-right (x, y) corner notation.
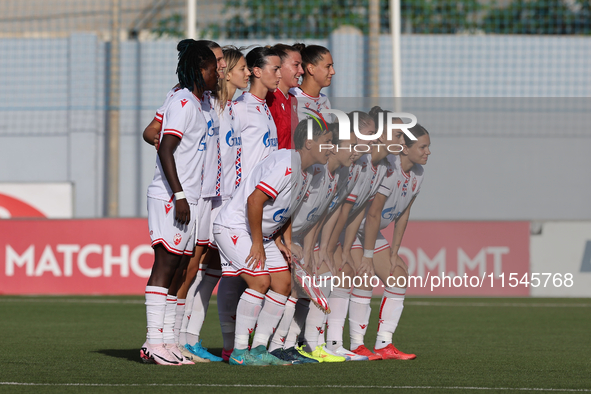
top-left (217, 276), bottom-right (247, 351)
top-left (179, 266), bottom-right (206, 345)
top-left (251, 290), bottom-right (288, 349)
top-left (234, 289), bottom-right (264, 350)
top-left (145, 286), bottom-right (168, 345)
top-left (375, 287), bottom-right (405, 350)
top-left (303, 272), bottom-right (332, 351)
top-left (349, 288), bottom-right (372, 350)
top-left (326, 286), bottom-right (351, 351)
top-left (163, 295), bottom-right (177, 344)
top-left (269, 296), bottom-right (297, 352)
top-left (186, 268), bottom-right (221, 346)
top-left (284, 298), bottom-right (309, 349)
top-left (174, 299), bottom-right (185, 344)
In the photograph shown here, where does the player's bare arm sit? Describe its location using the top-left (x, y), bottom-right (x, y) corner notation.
top-left (143, 118), bottom-right (161, 148)
top-left (158, 134), bottom-right (190, 225)
top-left (361, 192), bottom-right (388, 275)
top-left (328, 201), bottom-right (354, 271)
top-left (276, 218), bottom-right (293, 264)
top-left (317, 205), bottom-right (341, 275)
top-left (389, 196), bottom-right (416, 276)
top-left (246, 188), bottom-right (270, 269)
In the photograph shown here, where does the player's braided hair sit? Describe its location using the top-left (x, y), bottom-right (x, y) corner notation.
top-left (176, 42), bottom-right (216, 94)
top-left (245, 46), bottom-right (280, 83)
top-left (292, 43), bottom-right (330, 72)
top-left (293, 118), bottom-right (331, 150)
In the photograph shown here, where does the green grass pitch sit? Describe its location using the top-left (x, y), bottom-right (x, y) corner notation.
top-left (1, 296), bottom-right (590, 394)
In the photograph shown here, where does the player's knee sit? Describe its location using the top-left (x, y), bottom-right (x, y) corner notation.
top-left (342, 263), bottom-right (355, 278)
top-left (252, 276), bottom-right (271, 294)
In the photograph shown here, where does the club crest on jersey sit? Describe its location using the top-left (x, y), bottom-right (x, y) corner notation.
top-left (173, 233), bottom-right (182, 246)
top-left (273, 208), bottom-right (289, 224)
top-left (225, 128), bottom-right (241, 147)
top-left (231, 235), bottom-right (239, 245)
top-left (412, 177), bottom-right (417, 192)
top-left (180, 99), bottom-right (188, 107)
top-left (263, 129), bottom-right (278, 148)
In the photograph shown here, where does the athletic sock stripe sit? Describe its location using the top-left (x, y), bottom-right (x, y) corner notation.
top-left (244, 291), bottom-right (265, 300)
top-left (351, 293), bottom-right (372, 299)
top-left (265, 294), bottom-right (286, 306)
top-left (384, 288), bottom-right (405, 296)
top-left (145, 291), bottom-right (168, 296)
top-left (205, 273), bottom-right (221, 278)
top-left (287, 298), bottom-right (297, 304)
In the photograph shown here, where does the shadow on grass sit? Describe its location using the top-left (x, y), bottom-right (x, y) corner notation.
top-left (95, 349), bottom-right (142, 363)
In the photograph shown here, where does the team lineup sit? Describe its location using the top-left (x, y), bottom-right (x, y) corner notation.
top-left (141, 39), bottom-right (432, 366)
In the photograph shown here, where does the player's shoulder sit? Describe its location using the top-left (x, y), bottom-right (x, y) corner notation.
top-left (412, 163), bottom-right (425, 178)
top-left (289, 87), bottom-right (303, 97)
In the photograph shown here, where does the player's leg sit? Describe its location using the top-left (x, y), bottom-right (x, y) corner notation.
top-left (247, 242), bottom-right (291, 365)
top-left (217, 275), bottom-right (247, 360)
top-left (177, 244), bottom-right (207, 345)
top-left (372, 236), bottom-right (415, 360)
top-left (184, 248), bottom-right (223, 361)
top-left (323, 244), bottom-right (353, 360)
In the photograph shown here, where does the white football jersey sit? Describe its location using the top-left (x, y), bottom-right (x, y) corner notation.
top-left (147, 88), bottom-right (207, 204)
top-left (200, 92), bottom-right (222, 198)
top-left (292, 164), bottom-right (340, 237)
top-left (233, 92), bottom-right (278, 179)
top-left (214, 150), bottom-right (309, 240)
top-left (289, 87), bottom-right (334, 123)
top-left (326, 162), bottom-right (363, 216)
top-left (154, 86), bottom-right (181, 124)
top-left (346, 154), bottom-right (388, 219)
top-left (363, 154), bottom-right (424, 231)
top-left (218, 99), bottom-right (243, 197)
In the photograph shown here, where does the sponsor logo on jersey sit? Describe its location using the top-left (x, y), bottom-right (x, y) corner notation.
top-left (382, 205), bottom-right (398, 221)
top-left (263, 129), bottom-right (278, 148)
top-left (207, 120), bottom-right (219, 137)
top-left (306, 207), bottom-right (319, 222)
top-left (180, 99), bottom-right (188, 107)
top-left (273, 208), bottom-right (289, 224)
top-left (198, 135), bottom-right (206, 151)
top-left (225, 128), bottom-right (241, 147)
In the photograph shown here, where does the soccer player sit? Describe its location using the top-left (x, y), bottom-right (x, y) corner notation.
top-left (213, 120), bottom-right (332, 366)
top-left (290, 44), bottom-right (335, 123)
top-left (268, 123), bottom-right (360, 363)
top-left (141, 42), bottom-right (218, 366)
top-left (181, 46), bottom-right (252, 363)
top-left (181, 44), bottom-right (250, 361)
top-left (233, 46), bottom-right (281, 177)
top-left (351, 124), bottom-right (430, 361)
top-left (266, 44), bottom-right (303, 149)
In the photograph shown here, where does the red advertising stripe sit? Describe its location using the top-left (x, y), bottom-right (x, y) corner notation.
top-left (379, 221), bottom-right (530, 296)
top-left (0, 218), bottom-right (154, 295)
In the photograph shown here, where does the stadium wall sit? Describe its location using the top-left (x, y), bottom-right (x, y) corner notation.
top-left (1, 219), bottom-right (589, 297)
top-left (0, 33), bottom-right (590, 221)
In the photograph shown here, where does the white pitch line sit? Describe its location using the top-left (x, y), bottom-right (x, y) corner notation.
top-left (0, 382), bottom-right (589, 392)
top-left (0, 298), bottom-right (590, 308)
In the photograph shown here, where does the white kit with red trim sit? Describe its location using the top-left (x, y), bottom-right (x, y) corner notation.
top-left (218, 99), bottom-right (243, 198)
top-left (346, 154), bottom-right (388, 220)
top-left (232, 92), bottom-right (278, 179)
top-left (153, 86), bottom-right (182, 125)
top-left (147, 88), bottom-right (208, 204)
top-left (292, 164), bottom-right (340, 239)
top-left (213, 149), bottom-right (309, 241)
top-left (289, 87), bottom-right (334, 124)
top-left (200, 92), bottom-right (223, 199)
top-left (326, 163), bottom-right (362, 217)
